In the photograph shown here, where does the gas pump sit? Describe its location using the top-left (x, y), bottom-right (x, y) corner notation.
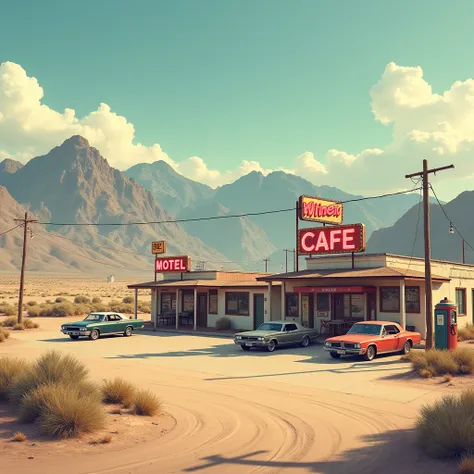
top-left (434, 297), bottom-right (458, 351)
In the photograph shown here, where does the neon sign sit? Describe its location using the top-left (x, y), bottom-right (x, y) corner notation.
top-left (298, 195), bottom-right (343, 225)
top-left (155, 256), bottom-right (191, 273)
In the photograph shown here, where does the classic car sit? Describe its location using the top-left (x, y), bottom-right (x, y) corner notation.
top-left (60, 312), bottom-right (144, 340)
top-left (323, 321), bottom-right (421, 361)
top-left (234, 321), bottom-right (319, 352)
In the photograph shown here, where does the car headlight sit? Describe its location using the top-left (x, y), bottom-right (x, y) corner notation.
top-left (80, 327), bottom-right (87, 331)
top-left (258, 337), bottom-right (264, 341)
top-left (235, 336), bottom-right (242, 340)
top-left (354, 343), bottom-right (360, 349)
top-left (324, 341), bottom-right (331, 347)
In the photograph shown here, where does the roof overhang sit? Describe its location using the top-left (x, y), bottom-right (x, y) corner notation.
top-left (293, 285), bottom-right (377, 293)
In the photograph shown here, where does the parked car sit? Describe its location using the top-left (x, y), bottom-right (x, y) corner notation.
top-left (60, 312), bottom-right (144, 340)
top-left (234, 321), bottom-right (319, 352)
top-left (323, 321), bottom-right (421, 361)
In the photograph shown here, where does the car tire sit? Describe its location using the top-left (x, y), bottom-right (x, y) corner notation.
top-left (69, 335), bottom-right (79, 340)
top-left (364, 345), bottom-right (376, 361)
top-left (89, 329), bottom-right (100, 341)
top-left (241, 344), bottom-right (251, 351)
top-left (301, 335), bottom-right (310, 347)
top-left (124, 326), bottom-right (133, 337)
top-left (330, 352), bottom-right (341, 359)
top-left (267, 339), bottom-right (277, 352)
top-left (401, 340), bottom-right (412, 355)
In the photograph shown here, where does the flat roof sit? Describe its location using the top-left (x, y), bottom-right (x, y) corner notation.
top-left (128, 279), bottom-right (281, 289)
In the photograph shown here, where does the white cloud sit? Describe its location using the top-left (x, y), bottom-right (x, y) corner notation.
top-left (1, 60), bottom-right (474, 198)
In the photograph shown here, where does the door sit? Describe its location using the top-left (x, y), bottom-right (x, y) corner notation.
top-left (333, 294), bottom-right (345, 320)
top-left (301, 294), bottom-right (310, 327)
top-left (197, 294), bottom-right (207, 327)
top-left (380, 324), bottom-right (400, 352)
top-left (253, 294), bottom-right (264, 329)
top-left (99, 314), bottom-right (115, 334)
top-left (367, 293), bottom-right (377, 321)
top-left (281, 323), bottom-right (298, 344)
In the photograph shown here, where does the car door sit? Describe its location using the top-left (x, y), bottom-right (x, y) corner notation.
top-left (380, 324), bottom-right (400, 352)
top-left (100, 315), bottom-right (115, 334)
top-left (279, 325), bottom-right (292, 345)
top-left (285, 323), bottom-right (300, 344)
top-left (114, 314), bottom-right (128, 332)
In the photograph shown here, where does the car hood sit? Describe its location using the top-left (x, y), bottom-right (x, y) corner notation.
top-left (62, 321), bottom-right (91, 327)
top-left (235, 330), bottom-right (277, 337)
top-left (325, 334), bottom-right (379, 343)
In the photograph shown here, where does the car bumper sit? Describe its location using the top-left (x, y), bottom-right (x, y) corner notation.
top-left (61, 329), bottom-right (91, 336)
top-left (234, 339), bottom-right (268, 348)
top-left (323, 346), bottom-right (364, 355)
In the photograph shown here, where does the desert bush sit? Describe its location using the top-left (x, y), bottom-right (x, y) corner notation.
top-left (108, 302), bottom-right (134, 314)
top-left (23, 318), bottom-right (39, 330)
top-left (11, 431), bottom-right (27, 442)
top-left (55, 297), bottom-right (67, 303)
top-left (90, 434), bottom-right (112, 445)
top-left (1, 316), bottom-right (17, 328)
top-left (137, 303), bottom-right (151, 313)
top-left (122, 296), bottom-right (134, 304)
top-left (0, 357), bottom-right (28, 399)
top-left (460, 455), bottom-right (474, 474)
top-left (73, 303), bottom-right (92, 316)
top-left (0, 330), bottom-right (7, 343)
top-left (37, 385), bottom-right (105, 438)
top-left (91, 303), bottom-right (107, 313)
top-left (27, 306), bottom-right (41, 317)
top-left (74, 296), bottom-right (91, 304)
top-left (417, 390), bottom-right (474, 458)
top-left (26, 301), bottom-right (37, 307)
top-left (0, 304), bottom-right (16, 316)
top-left (215, 317), bottom-right (232, 331)
top-left (133, 389), bottom-right (161, 416)
top-left (13, 323), bottom-right (25, 331)
top-left (406, 349), bottom-right (474, 377)
top-left (458, 325), bottom-right (474, 342)
top-left (92, 297), bottom-right (102, 304)
top-left (102, 377), bottom-right (135, 405)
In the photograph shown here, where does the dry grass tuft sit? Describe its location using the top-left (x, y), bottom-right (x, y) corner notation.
top-left (442, 374), bottom-right (453, 383)
top-left (417, 390), bottom-right (474, 458)
top-left (90, 434), bottom-right (112, 445)
top-left (10, 431), bottom-right (27, 442)
top-left (132, 389), bottom-right (162, 416)
top-left (406, 349), bottom-right (474, 377)
top-left (460, 455), bottom-right (474, 474)
top-left (1, 316), bottom-right (17, 328)
top-left (102, 378), bottom-right (135, 406)
top-left (0, 357), bottom-right (29, 399)
top-left (23, 318), bottom-right (39, 329)
top-left (458, 325), bottom-right (474, 342)
top-left (0, 327), bottom-right (11, 343)
top-left (13, 323), bottom-right (25, 331)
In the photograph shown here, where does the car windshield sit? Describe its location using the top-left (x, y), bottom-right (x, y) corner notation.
top-left (84, 314), bottom-right (104, 322)
top-left (347, 324), bottom-right (382, 335)
top-left (257, 323), bottom-right (283, 332)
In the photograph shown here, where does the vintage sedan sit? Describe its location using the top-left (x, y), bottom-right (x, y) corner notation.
top-left (324, 321), bottom-right (421, 361)
top-left (234, 321), bottom-right (319, 352)
top-left (61, 312), bottom-right (144, 340)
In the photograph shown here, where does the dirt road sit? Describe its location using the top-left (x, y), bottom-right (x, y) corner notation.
top-left (0, 318), bottom-right (456, 474)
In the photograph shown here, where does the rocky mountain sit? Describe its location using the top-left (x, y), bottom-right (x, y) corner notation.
top-left (0, 158), bottom-right (23, 174)
top-left (124, 161), bottom-right (214, 215)
top-left (367, 190), bottom-right (474, 264)
top-left (0, 136), bottom-right (230, 272)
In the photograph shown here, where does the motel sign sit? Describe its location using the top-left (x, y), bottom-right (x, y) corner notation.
top-left (155, 256), bottom-right (191, 273)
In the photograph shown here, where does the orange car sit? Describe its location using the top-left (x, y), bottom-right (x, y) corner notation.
top-left (323, 321), bottom-right (421, 361)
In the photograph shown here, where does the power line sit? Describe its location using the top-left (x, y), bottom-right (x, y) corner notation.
top-left (0, 224), bottom-right (23, 236)
top-left (405, 184), bottom-right (423, 274)
top-left (35, 187), bottom-right (422, 227)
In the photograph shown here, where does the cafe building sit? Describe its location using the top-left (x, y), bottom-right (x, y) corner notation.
top-left (257, 252), bottom-right (474, 339)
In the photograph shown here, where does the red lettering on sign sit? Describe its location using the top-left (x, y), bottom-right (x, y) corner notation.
top-left (155, 256), bottom-right (190, 273)
top-left (301, 200), bottom-right (342, 220)
top-left (298, 224), bottom-right (365, 255)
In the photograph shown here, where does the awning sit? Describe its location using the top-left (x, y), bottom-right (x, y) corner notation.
top-left (293, 285), bottom-right (377, 293)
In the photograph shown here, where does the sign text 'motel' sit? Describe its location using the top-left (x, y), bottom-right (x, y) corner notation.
top-left (298, 224), bottom-right (366, 255)
top-left (298, 195), bottom-right (343, 225)
top-left (155, 256), bottom-right (191, 273)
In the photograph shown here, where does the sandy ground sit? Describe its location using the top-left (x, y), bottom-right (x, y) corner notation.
top-left (0, 316), bottom-right (467, 474)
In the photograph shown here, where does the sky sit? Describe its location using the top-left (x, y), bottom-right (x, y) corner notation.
top-left (1, 0), bottom-right (474, 200)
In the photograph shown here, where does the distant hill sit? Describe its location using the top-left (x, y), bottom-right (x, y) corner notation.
top-left (367, 190), bottom-right (474, 264)
top-left (0, 136), bottom-right (230, 273)
top-left (0, 158), bottom-right (23, 174)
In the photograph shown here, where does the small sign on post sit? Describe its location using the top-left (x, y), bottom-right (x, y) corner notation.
top-left (151, 241), bottom-right (166, 254)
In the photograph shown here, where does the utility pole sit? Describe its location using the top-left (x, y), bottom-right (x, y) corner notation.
top-left (14, 212), bottom-right (38, 324)
top-left (405, 160), bottom-right (454, 350)
top-left (263, 258), bottom-right (269, 272)
top-left (283, 249), bottom-right (295, 273)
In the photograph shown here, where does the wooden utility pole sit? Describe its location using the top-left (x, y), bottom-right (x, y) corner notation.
top-left (14, 212), bottom-right (38, 324)
top-left (405, 160), bottom-right (454, 350)
top-left (263, 258), bottom-right (269, 272)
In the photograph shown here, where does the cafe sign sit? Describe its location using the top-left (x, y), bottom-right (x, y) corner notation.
top-left (298, 195), bottom-right (343, 225)
top-left (298, 223), bottom-right (366, 255)
top-left (155, 256), bottom-right (191, 273)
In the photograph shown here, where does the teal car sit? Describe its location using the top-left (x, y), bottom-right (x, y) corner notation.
top-left (60, 312), bottom-right (144, 340)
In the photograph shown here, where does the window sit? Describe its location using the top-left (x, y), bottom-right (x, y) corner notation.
top-left (225, 292), bottom-right (249, 316)
top-left (406, 287), bottom-right (420, 313)
top-left (209, 289), bottom-right (218, 314)
top-left (316, 293), bottom-right (330, 311)
top-left (285, 323), bottom-right (298, 332)
top-left (380, 287), bottom-right (400, 312)
top-left (161, 293), bottom-right (176, 313)
top-left (339, 294), bottom-right (365, 318)
top-left (285, 293), bottom-right (299, 317)
top-left (456, 288), bottom-right (466, 315)
top-left (181, 290), bottom-right (194, 313)
top-left (384, 324), bottom-right (400, 335)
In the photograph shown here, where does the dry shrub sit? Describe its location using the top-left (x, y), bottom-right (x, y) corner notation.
top-left (108, 302), bottom-right (134, 314)
top-left (0, 304), bottom-right (15, 316)
top-left (133, 389), bottom-right (161, 416)
top-left (90, 434), bottom-right (112, 445)
top-left (26, 301), bottom-right (37, 307)
top-left (460, 455), bottom-right (474, 474)
top-left (91, 297), bottom-right (102, 304)
top-left (215, 317), bottom-right (232, 331)
top-left (11, 431), bottom-right (26, 442)
top-left (458, 325), bottom-right (474, 342)
top-left (27, 306), bottom-right (41, 318)
top-left (122, 296), bottom-right (134, 304)
top-left (0, 357), bottom-right (29, 399)
top-left (0, 327), bottom-right (11, 343)
top-left (407, 349), bottom-right (474, 377)
top-left (23, 318), bottom-right (39, 330)
top-left (73, 303), bottom-right (92, 316)
top-left (1, 316), bottom-right (17, 328)
top-left (55, 297), bottom-right (67, 303)
top-left (74, 296), bottom-right (91, 305)
top-left (13, 323), bottom-right (25, 331)
top-left (417, 390), bottom-right (474, 458)
top-left (138, 302), bottom-right (151, 313)
top-left (442, 374), bottom-right (453, 383)
top-left (92, 303), bottom-right (107, 313)
top-left (102, 378), bottom-right (135, 405)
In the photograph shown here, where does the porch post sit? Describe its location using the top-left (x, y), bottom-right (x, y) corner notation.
top-left (400, 280), bottom-right (406, 329)
top-left (134, 288), bottom-right (138, 319)
top-left (175, 289), bottom-right (179, 329)
top-left (281, 281), bottom-right (285, 318)
top-left (267, 282), bottom-right (272, 321)
top-left (193, 288), bottom-right (197, 331)
top-left (152, 290), bottom-right (158, 330)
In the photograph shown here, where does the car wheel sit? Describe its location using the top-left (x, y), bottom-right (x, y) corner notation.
top-left (301, 335), bottom-right (310, 347)
top-left (124, 326), bottom-right (133, 337)
top-left (401, 340), bottom-right (411, 355)
top-left (241, 344), bottom-right (251, 351)
top-left (89, 329), bottom-right (100, 341)
top-left (364, 345), bottom-right (376, 361)
top-left (267, 339), bottom-right (277, 352)
top-left (330, 352), bottom-right (341, 359)
top-left (69, 335), bottom-right (79, 340)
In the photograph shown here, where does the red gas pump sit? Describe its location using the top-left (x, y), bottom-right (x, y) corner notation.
top-left (434, 298), bottom-right (458, 351)
top-left (448, 307), bottom-right (458, 350)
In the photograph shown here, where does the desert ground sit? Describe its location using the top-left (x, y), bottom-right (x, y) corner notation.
top-left (0, 313), bottom-right (466, 474)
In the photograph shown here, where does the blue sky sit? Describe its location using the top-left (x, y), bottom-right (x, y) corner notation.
top-left (1, 0), bottom-right (474, 198)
